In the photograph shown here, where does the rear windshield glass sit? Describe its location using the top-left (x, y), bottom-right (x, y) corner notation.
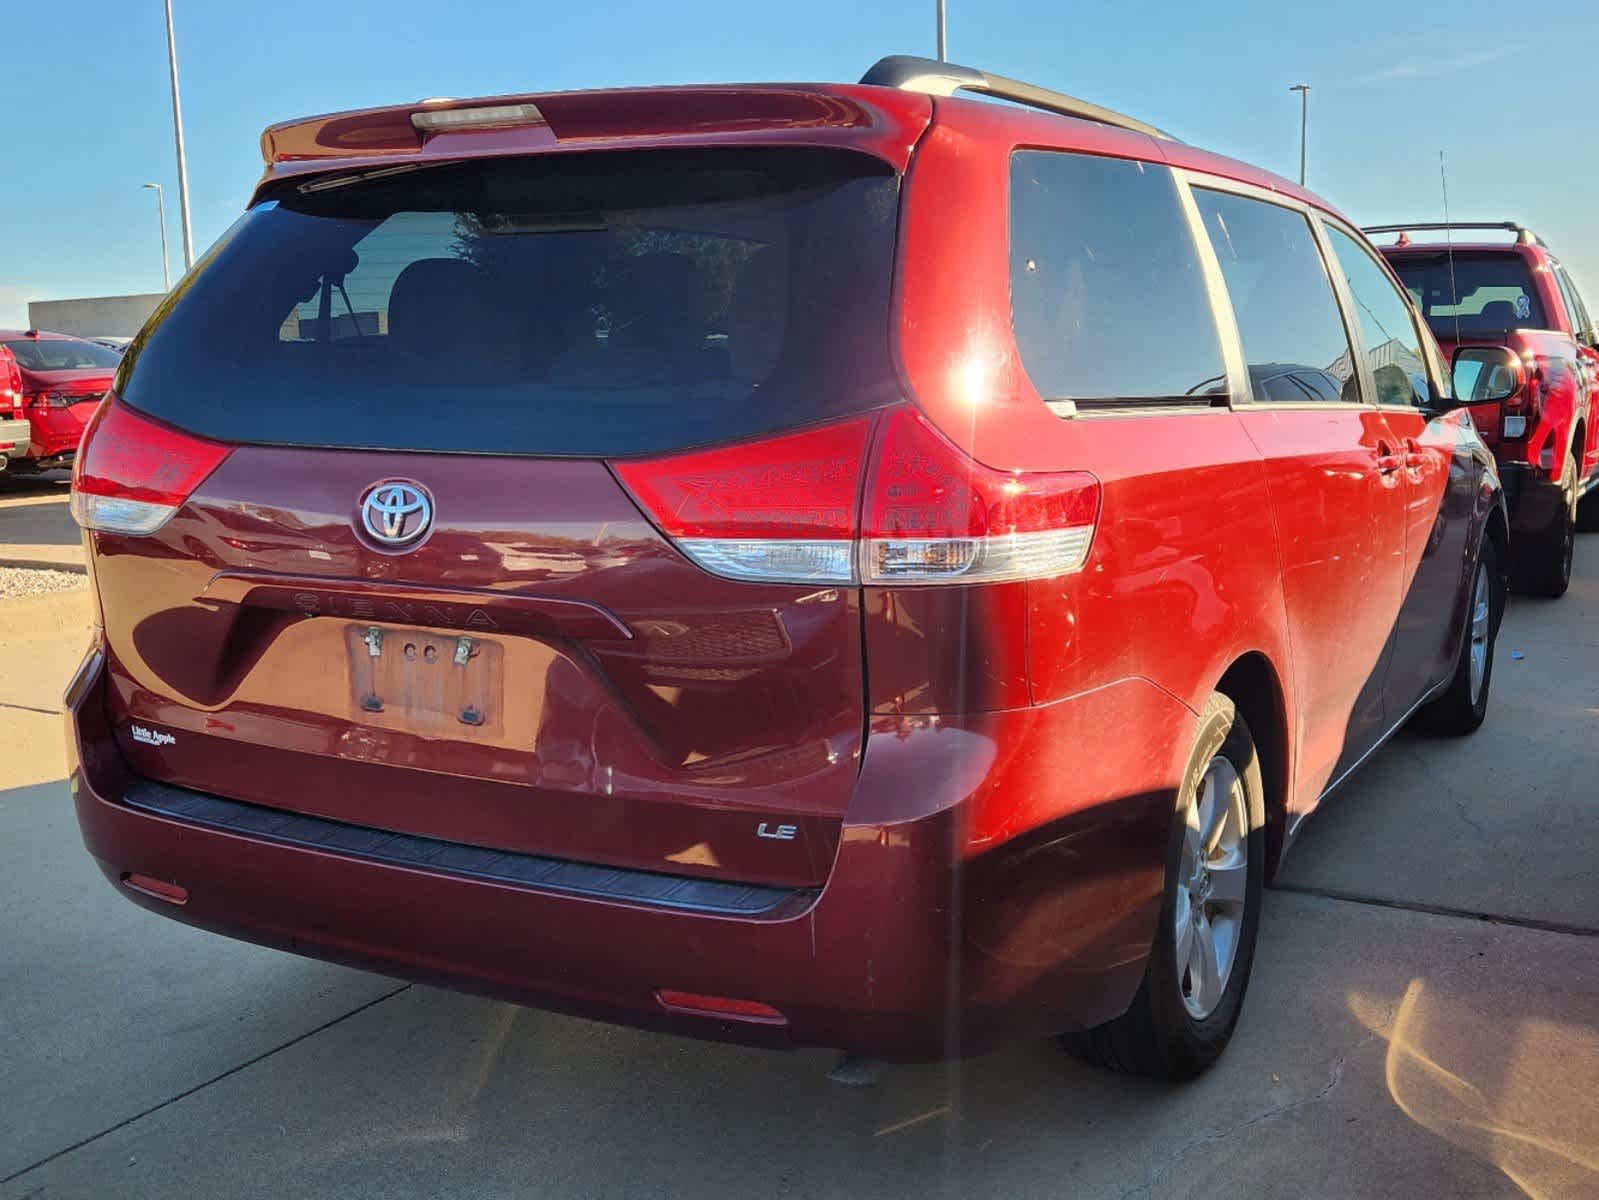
top-left (118, 148), bottom-right (901, 457)
top-left (5, 338), bottom-right (122, 371)
top-left (1387, 252), bottom-right (1547, 334)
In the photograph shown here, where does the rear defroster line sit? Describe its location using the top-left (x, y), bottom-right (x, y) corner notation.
top-left (1268, 881), bottom-right (1599, 940)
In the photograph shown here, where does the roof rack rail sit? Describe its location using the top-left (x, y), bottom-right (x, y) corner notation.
top-left (860, 54), bottom-right (1177, 142)
top-left (1362, 221), bottom-right (1543, 247)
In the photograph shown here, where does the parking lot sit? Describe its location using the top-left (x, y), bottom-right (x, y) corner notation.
top-left (3, 478), bottom-right (1596, 1200)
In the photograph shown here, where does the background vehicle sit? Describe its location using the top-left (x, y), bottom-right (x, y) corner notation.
top-left (0, 346), bottom-right (30, 468)
top-left (67, 56), bottom-right (1506, 1081)
top-left (0, 330), bottom-right (120, 474)
top-left (1371, 222), bottom-right (1599, 596)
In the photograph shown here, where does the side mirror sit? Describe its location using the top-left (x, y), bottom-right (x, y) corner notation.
top-left (1451, 345), bottom-right (1524, 405)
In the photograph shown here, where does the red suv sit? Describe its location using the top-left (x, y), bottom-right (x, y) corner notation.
top-left (66, 56), bottom-right (1508, 1079)
top-left (1372, 222), bottom-right (1599, 596)
top-left (0, 329), bottom-right (121, 473)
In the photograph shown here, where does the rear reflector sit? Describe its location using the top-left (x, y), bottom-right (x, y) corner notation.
top-left (861, 407), bottom-right (1099, 584)
top-left (612, 417), bottom-right (870, 584)
top-left (122, 873), bottom-right (189, 905)
top-left (71, 398), bottom-right (231, 535)
top-left (655, 989), bottom-right (786, 1025)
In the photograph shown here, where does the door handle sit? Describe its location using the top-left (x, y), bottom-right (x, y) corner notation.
top-left (1376, 443), bottom-right (1404, 475)
top-left (1403, 439), bottom-right (1426, 470)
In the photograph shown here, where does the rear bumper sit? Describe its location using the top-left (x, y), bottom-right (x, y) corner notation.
top-left (66, 650), bottom-right (1178, 1060)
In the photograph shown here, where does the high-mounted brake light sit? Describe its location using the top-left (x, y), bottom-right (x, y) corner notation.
top-left (71, 398), bottom-right (231, 535)
top-left (410, 103), bottom-right (545, 132)
top-left (614, 407), bottom-right (1100, 587)
top-left (612, 418), bottom-right (869, 584)
top-left (861, 407), bottom-right (1099, 584)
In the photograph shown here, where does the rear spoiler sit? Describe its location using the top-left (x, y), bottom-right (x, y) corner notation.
top-left (257, 83), bottom-right (927, 177)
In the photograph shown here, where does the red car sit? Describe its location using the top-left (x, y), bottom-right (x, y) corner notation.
top-left (1372, 222), bottom-right (1599, 596)
top-left (67, 56), bottom-right (1508, 1079)
top-left (0, 329), bottom-right (120, 473)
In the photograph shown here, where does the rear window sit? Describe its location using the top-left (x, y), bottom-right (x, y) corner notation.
top-left (1387, 252), bottom-right (1547, 334)
top-left (5, 338), bottom-right (122, 371)
top-left (118, 148), bottom-right (902, 457)
top-left (1009, 150), bottom-right (1228, 409)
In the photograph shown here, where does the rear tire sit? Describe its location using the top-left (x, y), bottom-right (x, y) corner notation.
top-left (1414, 537), bottom-right (1500, 736)
top-left (1062, 693), bottom-right (1266, 1080)
top-left (1511, 450), bottom-right (1577, 598)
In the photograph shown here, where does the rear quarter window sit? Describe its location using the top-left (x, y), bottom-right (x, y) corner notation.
top-left (117, 148), bottom-right (903, 457)
top-left (1009, 150), bottom-right (1228, 410)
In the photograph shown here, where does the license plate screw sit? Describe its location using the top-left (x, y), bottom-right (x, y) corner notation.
top-left (364, 627), bottom-right (384, 658)
top-left (362, 693), bottom-right (385, 713)
top-left (453, 636), bottom-right (473, 666)
top-left (459, 704), bottom-right (484, 726)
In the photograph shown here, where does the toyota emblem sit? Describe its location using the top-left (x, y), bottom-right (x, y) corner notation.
top-left (359, 481), bottom-right (432, 547)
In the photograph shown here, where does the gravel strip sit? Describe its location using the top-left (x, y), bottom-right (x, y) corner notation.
top-left (0, 565), bottom-right (87, 598)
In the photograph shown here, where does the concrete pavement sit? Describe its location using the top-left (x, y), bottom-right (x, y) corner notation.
top-left (2, 550), bottom-right (1596, 1198)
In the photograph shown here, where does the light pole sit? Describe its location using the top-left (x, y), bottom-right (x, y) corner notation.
top-left (142, 183), bottom-right (171, 291)
top-left (163, 0), bottom-right (195, 270)
top-left (1289, 84), bottom-right (1310, 187)
top-left (936, 0), bottom-right (947, 61)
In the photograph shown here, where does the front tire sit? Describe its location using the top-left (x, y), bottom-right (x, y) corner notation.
top-left (1414, 536), bottom-right (1501, 736)
top-left (1062, 693), bottom-right (1266, 1080)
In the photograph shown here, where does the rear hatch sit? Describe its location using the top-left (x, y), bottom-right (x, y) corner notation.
top-left (82, 144), bottom-right (905, 889)
top-left (1385, 249), bottom-right (1549, 445)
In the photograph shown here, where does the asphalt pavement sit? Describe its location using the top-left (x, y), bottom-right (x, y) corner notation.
top-left (2, 495), bottom-right (1596, 1199)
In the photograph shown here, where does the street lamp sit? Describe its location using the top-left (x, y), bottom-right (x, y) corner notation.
top-left (1289, 84), bottom-right (1310, 187)
top-left (936, 0), bottom-right (947, 61)
top-left (163, 0), bottom-right (195, 270)
top-left (142, 183), bottom-right (171, 291)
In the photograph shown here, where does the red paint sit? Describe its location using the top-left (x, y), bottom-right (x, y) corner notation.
top-left (69, 74), bottom-right (1504, 1061)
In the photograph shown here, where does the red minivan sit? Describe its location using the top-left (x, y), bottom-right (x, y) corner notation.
top-left (66, 56), bottom-right (1508, 1079)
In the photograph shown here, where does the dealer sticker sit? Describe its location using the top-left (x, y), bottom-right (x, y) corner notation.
top-left (130, 725), bottom-right (176, 748)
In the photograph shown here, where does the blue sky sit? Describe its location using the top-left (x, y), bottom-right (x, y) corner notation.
top-left (2, 0), bottom-right (1591, 328)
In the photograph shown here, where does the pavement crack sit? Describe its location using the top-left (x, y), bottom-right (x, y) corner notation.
top-left (1269, 882), bottom-right (1599, 940)
top-left (0, 701), bottom-right (59, 717)
top-left (1117, 1053), bottom-right (1351, 1200)
top-left (0, 983), bottom-right (412, 1186)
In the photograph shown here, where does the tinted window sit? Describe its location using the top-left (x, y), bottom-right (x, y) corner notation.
top-left (1553, 263), bottom-right (1591, 336)
top-left (1387, 251), bottom-right (1546, 334)
top-left (1193, 189), bottom-right (1357, 404)
top-left (1325, 227), bottom-right (1431, 408)
top-left (4, 338), bottom-right (123, 371)
top-left (1010, 151), bottom-right (1227, 408)
top-left (117, 148), bottom-right (901, 457)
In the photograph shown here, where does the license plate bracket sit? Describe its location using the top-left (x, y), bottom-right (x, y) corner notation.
top-left (345, 624), bottom-right (504, 735)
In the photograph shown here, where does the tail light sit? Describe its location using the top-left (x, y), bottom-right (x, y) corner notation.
top-left (861, 407), bottom-right (1098, 584)
top-left (71, 397), bottom-right (231, 535)
top-left (613, 406), bottom-right (1100, 586)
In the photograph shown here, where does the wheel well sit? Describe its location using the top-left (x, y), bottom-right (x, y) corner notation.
top-left (1215, 654), bottom-right (1290, 880)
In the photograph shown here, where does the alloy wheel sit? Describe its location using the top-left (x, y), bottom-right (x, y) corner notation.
top-left (1468, 560), bottom-right (1492, 704)
top-left (1175, 755), bottom-right (1250, 1020)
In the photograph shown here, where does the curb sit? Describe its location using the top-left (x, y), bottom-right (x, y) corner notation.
top-left (0, 556), bottom-right (88, 574)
